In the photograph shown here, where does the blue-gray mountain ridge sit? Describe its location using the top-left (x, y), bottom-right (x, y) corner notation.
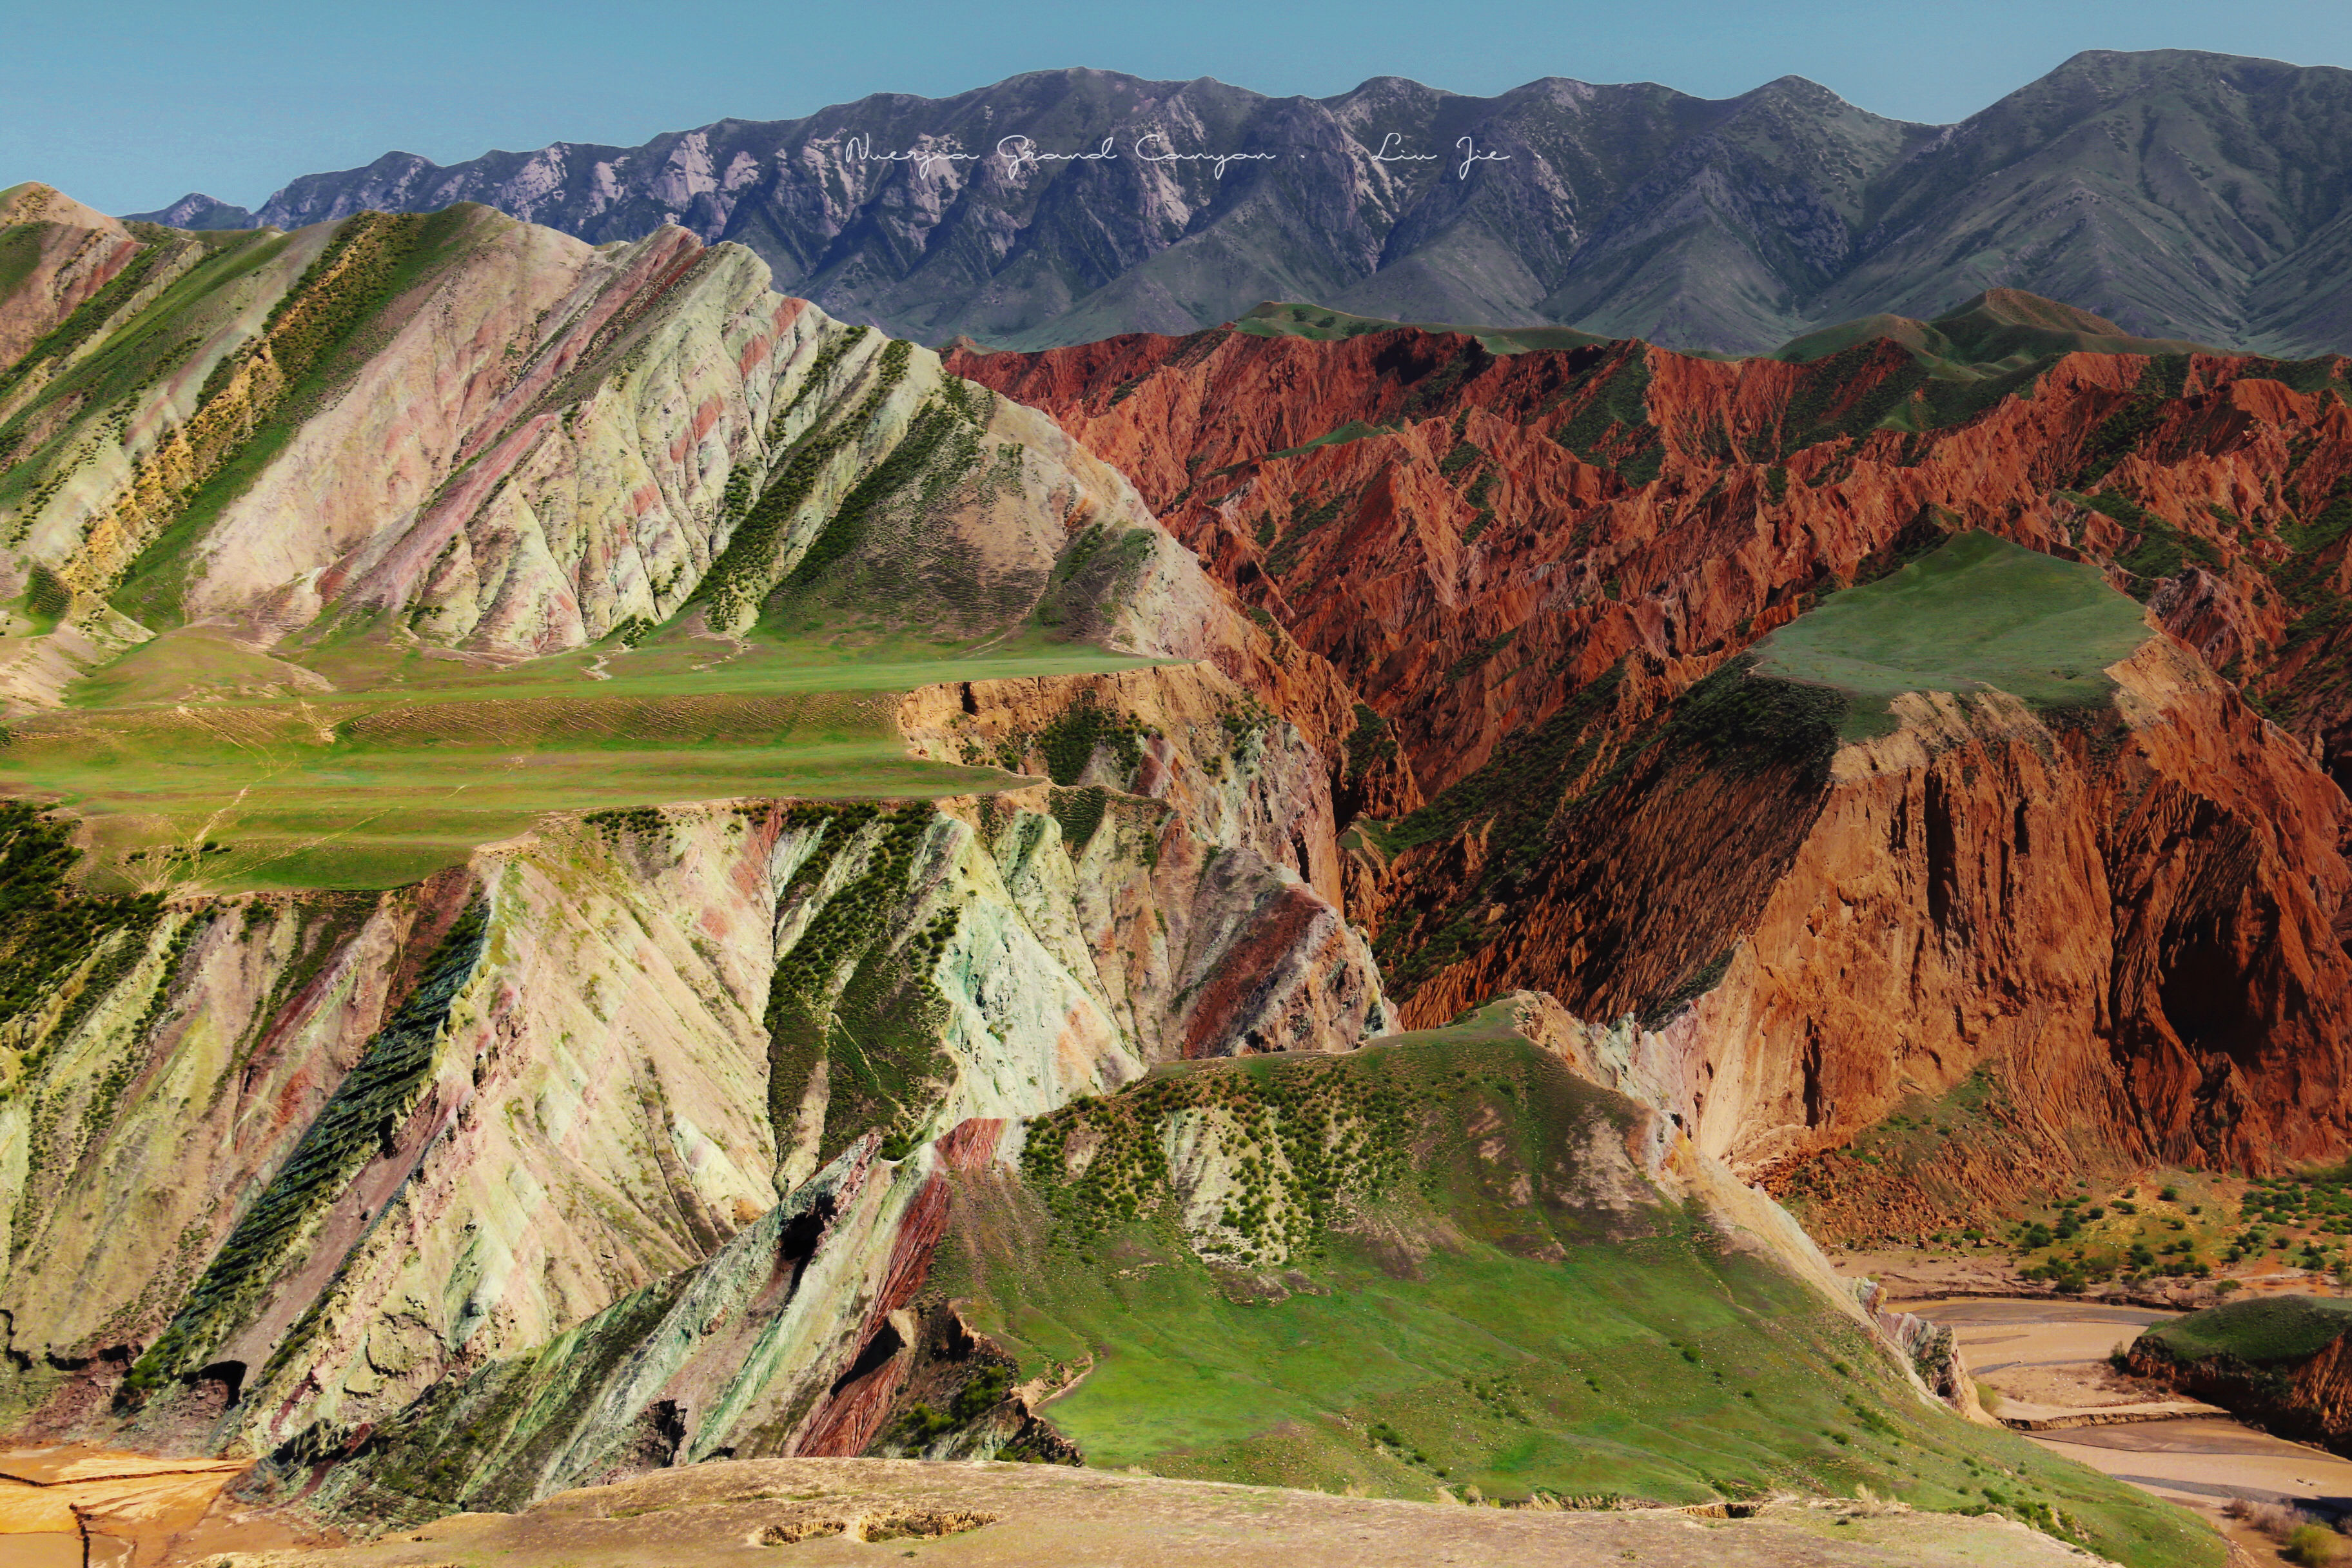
top-left (128, 49), bottom-right (2352, 355)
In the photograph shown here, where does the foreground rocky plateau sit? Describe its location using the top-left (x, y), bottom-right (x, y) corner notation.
top-left (194, 1456), bottom-right (2144, 1568)
top-left (0, 181), bottom-right (2293, 1565)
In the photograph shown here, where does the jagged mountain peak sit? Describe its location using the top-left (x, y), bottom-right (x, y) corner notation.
top-left (172, 49), bottom-right (2352, 357)
top-left (119, 191), bottom-right (255, 231)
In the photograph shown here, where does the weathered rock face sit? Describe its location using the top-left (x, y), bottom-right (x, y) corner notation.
top-left (0, 659), bottom-right (1384, 1464)
top-left (951, 317), bottom-right (2352, 1220)
top-left (1498, 640), bottom-right (2352, 1227)
top-left (897, 664), bottom-right (1386, 1060)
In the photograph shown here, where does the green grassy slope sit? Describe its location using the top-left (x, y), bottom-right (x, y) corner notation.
top-left (1775, 291), bottom-right (2215, 375)
top-left (1754, 531), bottom-right (2150, 734)
top-left (0, 627), bottom-right (1155, 893)
top-left (1234, 301), bottom-right (1615, 357)
top-left (934, 1023), bottom-right (2220, 1568)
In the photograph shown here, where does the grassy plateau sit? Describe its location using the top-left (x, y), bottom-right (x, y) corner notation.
top-left (0, 620), bottom-right (1157, 893)
top-left (1756, 531), bottom-right (2151, 733)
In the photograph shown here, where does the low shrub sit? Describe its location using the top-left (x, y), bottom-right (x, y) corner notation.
top-left (2288, 1522), bottom-right (2344, 1566)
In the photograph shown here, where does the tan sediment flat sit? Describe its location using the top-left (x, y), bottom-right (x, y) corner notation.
top-left (1905, 1297), bottom-right (2186, 1416)
top-left (0, 1446), bottom-right (262, 1568)
top-left (2032, 1418), bottom-right (2352, 1508)
top-left (0, 1484), bottom-right (77, 1534)
top-left (0, 1534), bottom-right (83, 1568)
top-left (1906, 1297), bottom-right (2179, 1384)
top-left (195, 1458), bottom-right (2108, 1568)
top-left (0, 1446), bottom-right (247, 1486)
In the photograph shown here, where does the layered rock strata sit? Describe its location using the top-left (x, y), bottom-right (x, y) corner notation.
top-left (952, 316), bottom-right (2352, 1215)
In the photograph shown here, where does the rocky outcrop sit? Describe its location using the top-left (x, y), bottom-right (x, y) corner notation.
top-left (2126, 1295), bottom-right (2352, 1453)
top-left (898, 664), bottom-right (1386, 1059)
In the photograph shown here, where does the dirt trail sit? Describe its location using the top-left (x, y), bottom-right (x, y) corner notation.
top-left (148, 1456), bottom-right (2100, 1568)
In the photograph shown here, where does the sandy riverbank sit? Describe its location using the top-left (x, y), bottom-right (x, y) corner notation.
top-left (1907, 1295), bottom-right (2352, 1564)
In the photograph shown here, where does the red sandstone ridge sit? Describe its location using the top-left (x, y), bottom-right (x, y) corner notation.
top-left (948, 326), bottom-right (2352, 794)
top-left (951, 319), bottom-right (2352, 1215)
top-left (1523, 640), bottom-right (2352, 1201)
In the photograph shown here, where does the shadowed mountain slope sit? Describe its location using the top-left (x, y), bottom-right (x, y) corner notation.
top-left (173, 50), bottom-right (2352, 356)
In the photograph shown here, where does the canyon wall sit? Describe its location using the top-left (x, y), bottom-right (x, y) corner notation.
top-left (952, 314), bottom-right (2352, 1217)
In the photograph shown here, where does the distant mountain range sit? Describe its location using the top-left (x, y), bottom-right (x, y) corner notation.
top-left (123, 50), bottom-right (2352, 355)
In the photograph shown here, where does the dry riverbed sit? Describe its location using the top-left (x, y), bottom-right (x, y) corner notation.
top-left (0, 1444), bottom-right (326, 1568)
top-left (1908, 1296), bottom-right (2352, 1564)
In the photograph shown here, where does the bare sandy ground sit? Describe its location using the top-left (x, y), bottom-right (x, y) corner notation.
top-left (166, 1456), bottom-right (2108, 1568)
top-left (1906, 1298), bottom-right (2214, 1420)
top-left (0, 1444), bottom-right (324, 1568)
top-left (2030, 1418), bottom-right (2352, 1509)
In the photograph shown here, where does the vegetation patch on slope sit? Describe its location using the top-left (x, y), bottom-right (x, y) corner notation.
top-left (761, 801), bottom-right (956, 1163)
top-left (934, 1026), bottom-right (2218, 1567)
top-left (1755, 531), bottom-right (2150, 734)
top-left (122, 898), bottom-right (489, 1400)
top-left (111, 208), bottom-right (481, 620)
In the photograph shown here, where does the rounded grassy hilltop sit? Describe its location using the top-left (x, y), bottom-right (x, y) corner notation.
top-left (2129, 1294), bottom-right (2352, 1453)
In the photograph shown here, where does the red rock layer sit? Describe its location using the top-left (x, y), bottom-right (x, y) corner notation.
top-left (792, 1175), bottom-right (948, 1458)
top-left (950, 329), bottom-right (2352, 798)
top-left (952, 323), bottom-right (2352, 1195)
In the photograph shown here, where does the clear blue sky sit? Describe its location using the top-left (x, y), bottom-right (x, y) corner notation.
top-left (12, 0), bottom-right (2351, 213)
